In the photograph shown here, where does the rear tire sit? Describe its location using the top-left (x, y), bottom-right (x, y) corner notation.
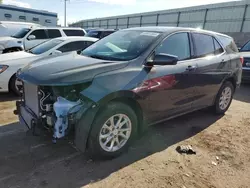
top-left (10, 74), bottom-right (22, 96)
top-left (213, 81), bottom-right (234, 114)
top-left (87, 102), bottom-right (138, 159)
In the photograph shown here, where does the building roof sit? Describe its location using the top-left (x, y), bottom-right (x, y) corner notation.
top-left (0, 4), bottom-right (57, 17)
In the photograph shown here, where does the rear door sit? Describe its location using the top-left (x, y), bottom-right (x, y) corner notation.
top-left (24, 29), bottom-right (48, 50)
top-left (190, 32), bottom-right (230, 109)
top-left (47, 29), bottom-right (62, 39)
top-left (147, 32), bottom-right (200, 123)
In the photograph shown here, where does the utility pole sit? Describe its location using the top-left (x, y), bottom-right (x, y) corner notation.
top-left (64, 0), bottom-right (69, 27)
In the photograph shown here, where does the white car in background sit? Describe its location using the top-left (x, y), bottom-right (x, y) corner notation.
top-left (0, 36), bottom-right (98, 95)
top-left (0, 21), bottom-right (40, 37)
top-left (0, 26), bottom-right (86, 54)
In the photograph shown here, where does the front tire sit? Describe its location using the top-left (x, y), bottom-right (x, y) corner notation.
top-left (214, 81), bottom-right (234, 114)
top-left (87, 102), bottom-right (138, 159)
top-left (10, 74), bottom-right (22, 96)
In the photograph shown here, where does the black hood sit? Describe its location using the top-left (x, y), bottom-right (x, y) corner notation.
top-left (18, 52), bottom-right (129, 86)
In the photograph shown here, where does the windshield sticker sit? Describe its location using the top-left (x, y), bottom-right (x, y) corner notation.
top-left (140, 32), bottom-right (159, 37)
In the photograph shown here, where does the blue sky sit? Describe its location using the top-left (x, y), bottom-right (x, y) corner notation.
top-left (2, 0), bottom-right (240, 25)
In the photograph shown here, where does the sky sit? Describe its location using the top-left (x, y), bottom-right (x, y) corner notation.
top-left (2, 0), bottom-right (241, 26)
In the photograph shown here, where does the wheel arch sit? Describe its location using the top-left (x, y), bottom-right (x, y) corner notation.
top-left (3, 47), bottom-right (22, 53)
top-left (96, 90), bottom-right (146, 134)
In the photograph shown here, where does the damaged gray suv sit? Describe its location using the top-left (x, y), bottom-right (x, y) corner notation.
top-left (15, 27), bottom-right (242, 159)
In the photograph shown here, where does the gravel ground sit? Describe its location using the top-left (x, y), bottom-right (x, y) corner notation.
top-left (0, 85), bottom-right (249, 188)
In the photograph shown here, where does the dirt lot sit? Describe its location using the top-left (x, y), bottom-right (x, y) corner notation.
top-left (0, 85), bottom-right (250, 188)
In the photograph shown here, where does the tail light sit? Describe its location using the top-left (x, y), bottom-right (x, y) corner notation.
top-left (240, 57), bottom-right (244, 65)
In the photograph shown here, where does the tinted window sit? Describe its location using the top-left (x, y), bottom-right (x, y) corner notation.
top-left (33, 18), bottom-right (39, 22)
top-left (19, 16), bottom-right (26, 20)
top-left (155, 33), bottom-right (190, 61)
top-left (5, 14), bottom-right (12, 18)
top-left (58, 41), bottom-right (94, 53)
top-left (47, 29), bottom-right (62, 38)
top-left (28, 29), bottom-right (47, 40)
top-left (86, 31), bottom-right (102, 39)
top-left (82, 30), bottom-right (160, 61)
top-left (101, 31), bottom-right (115, 38)
top-left (239, 40), bottom-right (250, 52)
top-left (193, 33), bottom-right (214, 58)
top-left (12, 28), bottom-right (31, 38)
top-left (63, 29), bottom-right (85, 36)
top-left (30, 39), bottom-right (64, 55)
top-left (213, 38), bottom-right (224, 55)
top-left (217, 35), bottom-right (238, 52)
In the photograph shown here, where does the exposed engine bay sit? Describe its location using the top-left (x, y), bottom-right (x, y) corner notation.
top-left (16, 82), bottom-right (92, 143)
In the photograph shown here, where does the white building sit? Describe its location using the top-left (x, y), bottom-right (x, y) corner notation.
top-left (0, 4), bottom-right (57, 26)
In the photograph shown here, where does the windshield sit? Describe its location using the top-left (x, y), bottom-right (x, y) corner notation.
top-left (30, 39), bottom-right (64, 55)
top-left (82, 30), bottom-right (160, 61)
top-left (240, 40), bottom-right (250, 52)
top-left (12, 28), bottom-right (31, 38)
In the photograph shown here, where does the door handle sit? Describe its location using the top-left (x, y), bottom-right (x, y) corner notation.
top-left (186, 65), bottom-right (197, 71)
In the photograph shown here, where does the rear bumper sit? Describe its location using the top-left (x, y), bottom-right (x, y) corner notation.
top-left (242, 68), bottom-right (250, 82)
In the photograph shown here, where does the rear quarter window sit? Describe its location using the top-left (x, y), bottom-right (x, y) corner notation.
top-left (216, 35), bottom-right (238, 53)
top-left (63, 29), bottom-right (85, 36)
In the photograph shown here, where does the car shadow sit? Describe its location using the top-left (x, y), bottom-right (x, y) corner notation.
top-left (0, 110), bottom-right (223, 188)
top-left (234, 84), bottom-right (250, 103)
top-left (0, 93), bottom-right (19, 102)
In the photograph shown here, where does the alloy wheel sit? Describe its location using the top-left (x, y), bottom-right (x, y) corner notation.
top-left (99, 114), bottom-right (132, 152)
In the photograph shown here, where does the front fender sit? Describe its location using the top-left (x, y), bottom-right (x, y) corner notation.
top-left (4, 40), bottom-right (23, 50)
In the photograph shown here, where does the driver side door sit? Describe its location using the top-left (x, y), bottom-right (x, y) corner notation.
top-left (147, 32), bottom-right (200, 123)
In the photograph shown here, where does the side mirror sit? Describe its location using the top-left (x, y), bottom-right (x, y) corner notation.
top-left (147, 53), bottom-right (178, 66)
top-left (50, 50), bottom-right (62, 56)
top-left (238, 47), bottom-right (241, 51)
top-left (28, 35), bottom-right (36, 40)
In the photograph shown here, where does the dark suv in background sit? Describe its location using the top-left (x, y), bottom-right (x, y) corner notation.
top-left (16, 27), bottom-right (242, 159)
top-left (86, 28), bottom-right (117, 39)
top-left (238, 39), bottom-right (250, 82)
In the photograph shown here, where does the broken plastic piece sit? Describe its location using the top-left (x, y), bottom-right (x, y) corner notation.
top-left (53, 97), bottom-right (82, 142)
top-left (176, 145), bottom-right (196, 155)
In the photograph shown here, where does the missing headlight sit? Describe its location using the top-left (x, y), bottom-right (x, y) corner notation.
top-left (52, 82), bottom-right (91, 101)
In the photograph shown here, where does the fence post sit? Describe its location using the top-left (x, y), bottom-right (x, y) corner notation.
top-left (127, 17), bottom-right (130, 28)
top-left (240, 4), bottom-right (248, 32)
top-left (203, 9), bottom-right (208, 29)
top-left (99, 20), bottom-right (101, 28)
top-left (107, 19), bottom-right (109, 29)
top-left (116, 18), bottom-right (118, 29)
top-left (140, 15), bottom-right (143, 27)
top-left (156, 14), bottom-right (159, 26)
top-left (177, 12), bottom-right (180, 26)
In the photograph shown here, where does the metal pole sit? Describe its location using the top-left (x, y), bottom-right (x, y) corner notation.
top-left (177, 12), bottom-right (180, 27)
top-left (203, 9), bottom-right (208, 29)
top-left (240, 4), bottom-right (248, 32)
top-left (64, 0), bottom-right (67, 26)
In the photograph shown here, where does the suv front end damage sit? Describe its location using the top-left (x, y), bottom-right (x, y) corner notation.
top-left (15, 82), bottom-right (95, 143)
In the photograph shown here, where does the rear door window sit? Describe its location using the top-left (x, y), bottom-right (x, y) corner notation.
top-left (213, 38), bottom-right (224, 55)
top-left (57, 41), bottom-right (94, 53)
top-left (63, 29), bottom-right (85, 36)
top-left (28, 29), bottom-right (48, 40)
top-left (47, 29), bottom-right (62, 38)
top-left (217, 35), bottom-right (238, 53)
top-left (155, 32), bottom-right (190, 61)
top-left (192, 33), bottom-right (214, 58)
